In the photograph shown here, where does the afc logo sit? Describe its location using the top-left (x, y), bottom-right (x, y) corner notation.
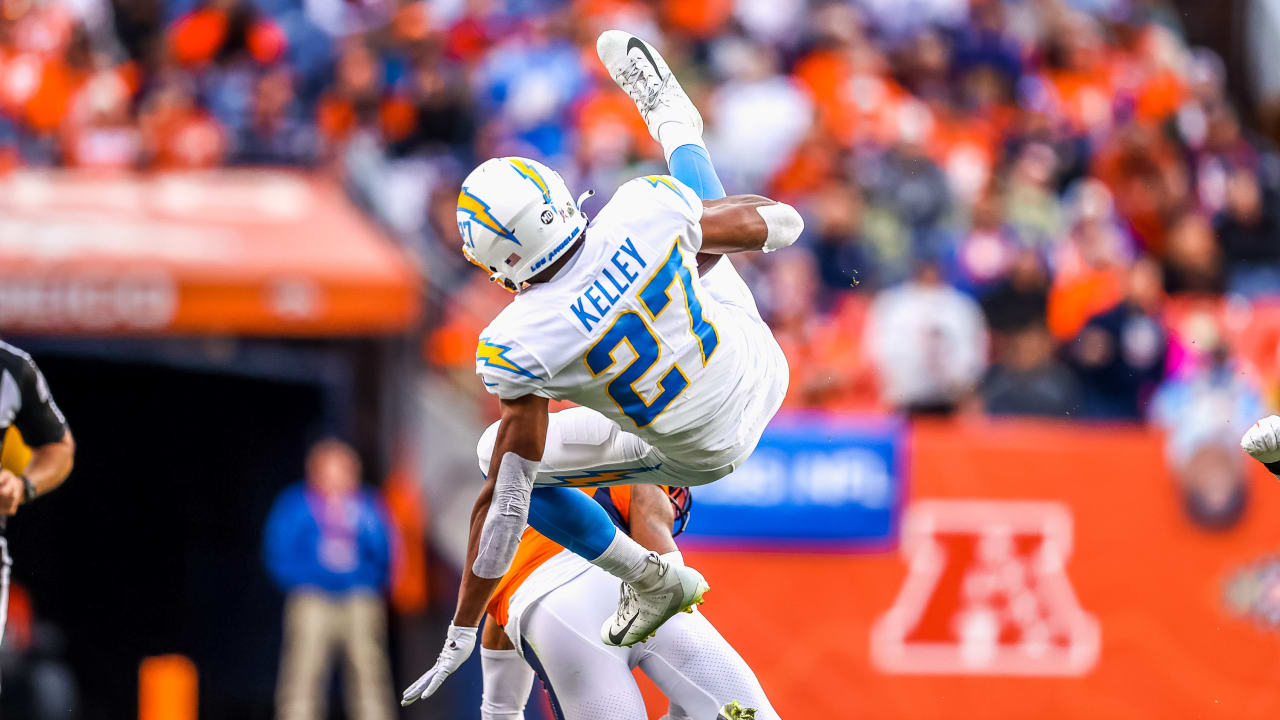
top-left (871, 499), bottom-right (1100, 676)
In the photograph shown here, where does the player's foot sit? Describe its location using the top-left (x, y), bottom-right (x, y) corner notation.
top-left (601, 552), bottom-right (708, 647)
top-left (719, 701), bottom-right (758, 719)
top-left (596, 30), bottom-right (703, 142)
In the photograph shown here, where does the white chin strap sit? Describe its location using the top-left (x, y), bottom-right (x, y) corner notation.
top-left (576, 189), bottom-right (596, 212)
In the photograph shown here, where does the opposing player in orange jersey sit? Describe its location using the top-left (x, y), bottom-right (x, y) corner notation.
top-left (478, 484), bottom-right (778, 720)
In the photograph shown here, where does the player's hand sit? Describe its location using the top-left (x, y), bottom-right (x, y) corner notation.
top-left (400, 624), bottom-right (477, 706)
top-left (0, 470), bottom-right (24, 516)
top-left (1241, 416), bottom-right (1280, 465)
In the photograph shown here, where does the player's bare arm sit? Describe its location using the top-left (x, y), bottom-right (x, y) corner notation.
top-left (402, 393), bottom-right (547, 706)
top-left (455, 393), bottom-right (549, 628)
top-left (699, 195), bottom-right (803, 255)
top-left (0, 428), bottom-right (74, 516)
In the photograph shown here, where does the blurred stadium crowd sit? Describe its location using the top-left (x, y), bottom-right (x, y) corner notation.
top-left (2, 0), bottom-right (1276, 429)
top-left (5, 1), bottom-right (1280, 715)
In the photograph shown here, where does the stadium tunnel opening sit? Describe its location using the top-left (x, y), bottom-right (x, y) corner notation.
top-left (0, 336), bottom-right (405, 720)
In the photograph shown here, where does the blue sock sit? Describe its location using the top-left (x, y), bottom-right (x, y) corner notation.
top-left (668, 143), bottom-right (726, 201)
top-left (527, 487), bottom-right (618, 560)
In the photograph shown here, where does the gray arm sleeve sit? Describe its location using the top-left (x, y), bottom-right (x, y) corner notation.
top-left (472, 452), bottom-right (540, 579)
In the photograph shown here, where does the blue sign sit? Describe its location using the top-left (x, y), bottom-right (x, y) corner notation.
top-left (681, 413), bottom-right (903, 547)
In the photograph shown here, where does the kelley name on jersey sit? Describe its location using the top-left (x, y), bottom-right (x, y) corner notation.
top-left (569, 236), bottom-right (647, 333)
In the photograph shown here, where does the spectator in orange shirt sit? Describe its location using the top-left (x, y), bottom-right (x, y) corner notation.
top-left (1043, 12), bottom-right (1117, 138)
top-left (1092, 119), bottom-right (1190, 254)
top-left (1067, 257), bottom-right (1168, 419)
top-left (1048, 179), bottom-right (1131, 341)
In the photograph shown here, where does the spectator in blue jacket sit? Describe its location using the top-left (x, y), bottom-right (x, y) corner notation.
top-left (264, 438), bottom-right (396, 720)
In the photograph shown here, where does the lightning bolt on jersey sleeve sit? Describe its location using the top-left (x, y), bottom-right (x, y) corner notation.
top-left (614, 175), bottom-right (704, 253)
top-left (475, 334), bottom-right (552, 400)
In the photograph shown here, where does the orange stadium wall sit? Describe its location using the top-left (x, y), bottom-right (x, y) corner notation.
top-left (666, 419), bottom-right (1280, 719)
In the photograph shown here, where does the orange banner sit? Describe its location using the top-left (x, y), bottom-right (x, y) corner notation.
top-left (0, 170), bottom-right (420, 336)
top-left (676, 419), bottom-right (1280, 719)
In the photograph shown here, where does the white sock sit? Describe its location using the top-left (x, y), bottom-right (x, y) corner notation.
top-left (658, 121), bottom-right (706, 163)
top-left (590, 530), bottom-right (653, 584)
top-left (660, 550), bottom-right (684, 566)
top-left (480, 647), bottom-right (533, 720)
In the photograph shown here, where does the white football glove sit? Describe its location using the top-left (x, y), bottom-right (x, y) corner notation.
top-left (400, 624), bottom-right (478, 707)
top-left (1241, 416), bottom-right (1280, 465)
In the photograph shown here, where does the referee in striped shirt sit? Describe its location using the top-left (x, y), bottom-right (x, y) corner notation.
top-left (0, 341), bottom-right (75, 650)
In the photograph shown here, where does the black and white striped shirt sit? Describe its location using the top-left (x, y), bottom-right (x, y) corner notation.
top-left (0, 341), bottom-right (68, 459)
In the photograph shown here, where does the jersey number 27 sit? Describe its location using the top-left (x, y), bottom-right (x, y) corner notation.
top-left (584, 242), bottom-right (718, 428)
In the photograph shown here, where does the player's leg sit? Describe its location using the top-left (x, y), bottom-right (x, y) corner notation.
top-left (479, 406), bottom-right (659, 487)
top-left (481, 647), bottom-right (533, 720)
top-left (478, 406), bottom-right (725, 489)
top-left (596, 30), bottom-right (726, 203)
top-left (669, 141), bottom-right (725, 200)
top-left (480, 620), bottom-right (534, 720)
top-left (519, 570), bottom-right (648, 720)
top-left (477, 409), bottom-right (710, 647)
top-left (659, 98), bottom-right (725, 202)
top-left (636, 609), bottom-right (782, 720)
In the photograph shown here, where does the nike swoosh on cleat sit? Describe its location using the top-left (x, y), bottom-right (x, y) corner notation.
top-left (626, 36), bottom-right (664, 80)
top-left (607, 612), bottom-right (640, 646)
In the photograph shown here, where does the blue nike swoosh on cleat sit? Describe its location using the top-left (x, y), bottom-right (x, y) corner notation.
top-left (626, 36), bottom-right (664, 80)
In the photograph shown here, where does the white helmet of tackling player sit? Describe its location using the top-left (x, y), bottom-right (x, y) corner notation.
top-left (456, 157), bottom-right (588, 292)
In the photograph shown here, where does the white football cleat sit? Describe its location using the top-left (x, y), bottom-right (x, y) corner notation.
top-left (596, 30), bottom-right (703, 142)
top-left (1242, 415), bottom-right (1280, 465)
top-left (601, 552), bottom-right (709, 647)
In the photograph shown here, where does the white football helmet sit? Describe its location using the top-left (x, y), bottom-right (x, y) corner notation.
top-left (456, 157), bottom-right (588, 292)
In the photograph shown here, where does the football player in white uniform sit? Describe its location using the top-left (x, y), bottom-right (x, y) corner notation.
top-left (403, 31), bottom-right (803, 707)
top-left (478, 484), bottom-right (778, 720)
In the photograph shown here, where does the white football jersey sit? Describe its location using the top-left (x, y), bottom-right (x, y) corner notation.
top-left (475, 175), bottom-right (785, 470)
